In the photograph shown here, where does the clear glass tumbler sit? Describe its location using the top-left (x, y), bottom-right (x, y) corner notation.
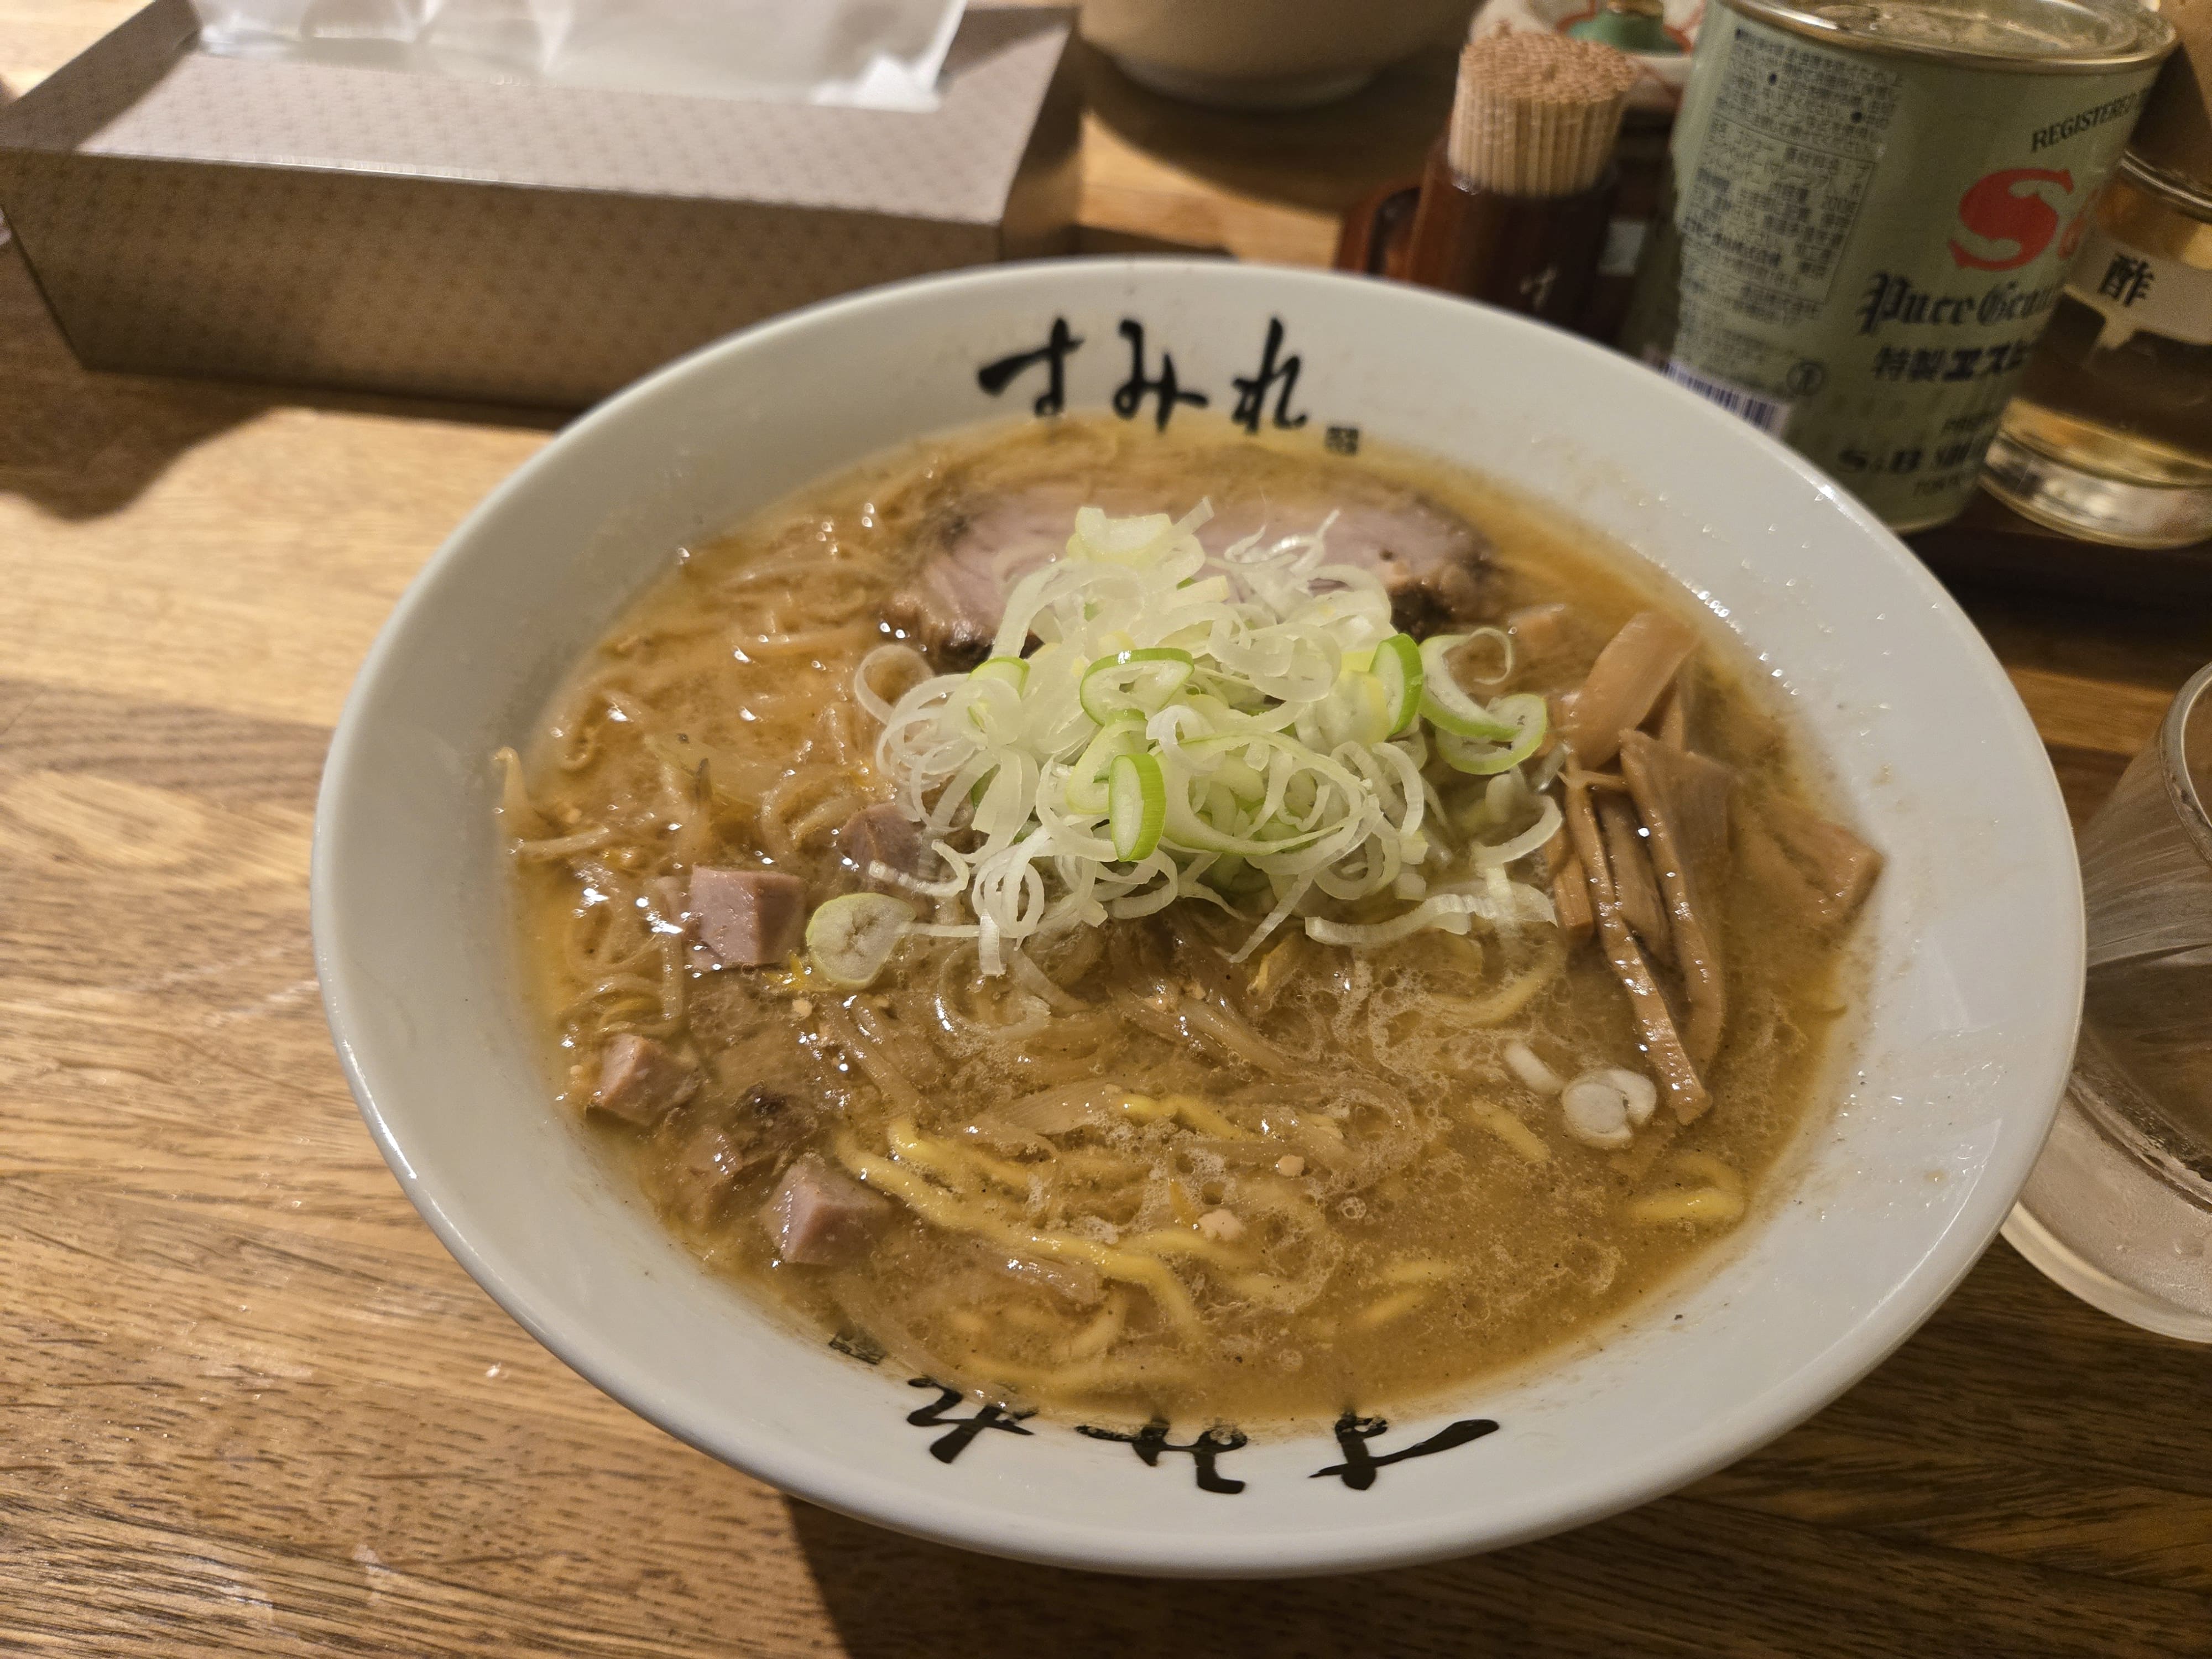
top-left (2005, 661), bottom-right (2212, 1341)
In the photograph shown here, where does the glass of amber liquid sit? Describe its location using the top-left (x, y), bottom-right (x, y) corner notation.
top-left (2006, 662), bottom-right (2212, 1340)
top-left (1983, 155), bottom-right (2212, 549)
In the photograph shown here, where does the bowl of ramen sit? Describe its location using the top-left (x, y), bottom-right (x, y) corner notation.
top-left (314, 259), bottom-right (2080, 1577)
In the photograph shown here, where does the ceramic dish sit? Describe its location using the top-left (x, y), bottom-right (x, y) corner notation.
top-left (314, 258), bottom-right (2081, 1577)
top-left (1078, 0), bottom-right (1478, 109)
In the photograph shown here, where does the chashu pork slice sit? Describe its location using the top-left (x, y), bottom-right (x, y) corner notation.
top-left (882, 483), bottom-right (1494, 667)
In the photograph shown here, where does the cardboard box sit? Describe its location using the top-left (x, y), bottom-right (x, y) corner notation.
top-left (0, 0), bottom-right (1078, 407)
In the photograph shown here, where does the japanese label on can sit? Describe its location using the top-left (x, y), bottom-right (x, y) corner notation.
top-left (1681, 30), bottom-right (1901, 328)
top-left (1621, 7), bottom-right (2161, 530)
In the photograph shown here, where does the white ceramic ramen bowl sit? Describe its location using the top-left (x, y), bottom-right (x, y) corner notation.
top-left (314, 259), bottom-right (2081, 1578)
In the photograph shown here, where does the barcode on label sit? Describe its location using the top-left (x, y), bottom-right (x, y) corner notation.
top-left (1657, 357), bottom-right (1792, 439)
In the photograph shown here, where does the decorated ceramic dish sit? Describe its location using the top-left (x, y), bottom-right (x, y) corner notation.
top-left (313, 258), bottom-right (2080, 1577)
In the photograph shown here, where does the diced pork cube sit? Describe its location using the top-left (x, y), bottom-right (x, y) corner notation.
top-left (761, 1154), bottom-right (890, 1266)
top-left (591, 1034), bottom-right (698, 1126)
top-left (690, 867), bottom-right (806, 967)
top-left (649, 1087), bottom-right (811, 1229)
top-left (835, 802), bottom-right (925, 894)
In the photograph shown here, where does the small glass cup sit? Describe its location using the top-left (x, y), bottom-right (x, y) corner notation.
top-left (2005, 661), bottom-right (2212, 1341)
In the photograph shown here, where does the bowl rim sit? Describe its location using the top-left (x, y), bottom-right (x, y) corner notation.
top-left (312, 255), bottom-right (2084, 1577)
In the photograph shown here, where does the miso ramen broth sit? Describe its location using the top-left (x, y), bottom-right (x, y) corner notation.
top-left (505, 415), bottom-right (1875, 1428)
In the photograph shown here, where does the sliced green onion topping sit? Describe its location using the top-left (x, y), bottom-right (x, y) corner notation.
top-left (1311, 664), bottom-right (1392, 748)
top-left (1063, 715), bottom-right (1145, 815)
top-left (1372, 633), bottom-right (1424, 737)
top-left (805, 892), bottom-right (914, 988)
top-left (1436, 693), bottom-right (1548, 776)
top-left (865, 504), bottom-right (1564, 974)
top-left (1108, 751), bottom-right (1166, 861)
top-left (1418, 633), bottom-right (1519, 740)
top-left (1079, 647), bottom-right (1195, 724)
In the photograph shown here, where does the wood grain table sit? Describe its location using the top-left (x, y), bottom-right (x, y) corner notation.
top-left (4, 11), bottom-right (2209, 1655)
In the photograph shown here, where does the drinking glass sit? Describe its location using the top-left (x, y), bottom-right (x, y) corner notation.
top-left (2005, 660), bottom-right (2212, 1341)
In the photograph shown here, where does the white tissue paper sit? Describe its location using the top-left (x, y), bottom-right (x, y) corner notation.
top-left (190, 0), bottom-right (970, 109)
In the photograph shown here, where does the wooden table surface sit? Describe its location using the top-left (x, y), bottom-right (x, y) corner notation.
top-left (4, 9), bottom-right (2209, 1655)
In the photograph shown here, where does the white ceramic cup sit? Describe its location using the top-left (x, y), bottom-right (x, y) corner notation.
top-left (315, 259), bottom-right (2081, 1577)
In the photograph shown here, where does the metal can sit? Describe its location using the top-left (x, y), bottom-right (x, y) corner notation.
top-left (1619, 0), bottom-right (2176, 531)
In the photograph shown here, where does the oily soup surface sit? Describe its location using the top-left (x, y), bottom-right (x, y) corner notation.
top-left (513, 416), bottom-right (1851, 1429)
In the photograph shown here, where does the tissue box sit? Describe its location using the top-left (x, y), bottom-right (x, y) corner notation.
top-left (0, 0), bottom-right (1078, 407)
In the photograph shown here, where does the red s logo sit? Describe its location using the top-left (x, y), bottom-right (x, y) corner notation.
top-left (1949, 167), bottom-right (2075, 271)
